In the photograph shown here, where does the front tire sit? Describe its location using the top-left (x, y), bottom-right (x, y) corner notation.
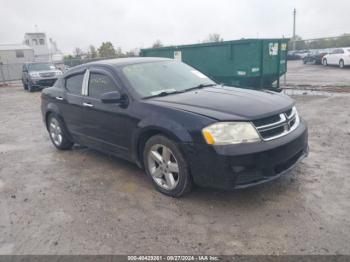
top-left (22, 80), bottom-right (28, 90)
top-left (47, 114), bottom-right (73, 150)
top-left (143, 135), bottom-right (192, 197)
top-left (322, 58), bottom-right (328, 66)
top-left (339, 60), bottom-right (345, 68)
top-left (28, 82), bottom-right (34, 92)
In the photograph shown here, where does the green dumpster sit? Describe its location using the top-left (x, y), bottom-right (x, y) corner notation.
top-left (140, 38), bottom-right (288, 90)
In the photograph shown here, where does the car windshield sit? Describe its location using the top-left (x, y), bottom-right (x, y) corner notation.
top-left (28, 63), bottom-right (56, 72)
top-left (122, 60), bottom-right (216, 98)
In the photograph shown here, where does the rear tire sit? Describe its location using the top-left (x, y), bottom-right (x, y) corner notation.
top-left (339, 60), bottom-right (345, 68)
top-left (47, 114), bottom-right (73, 150)
top-left (143, 135), bottom-right (192, 197)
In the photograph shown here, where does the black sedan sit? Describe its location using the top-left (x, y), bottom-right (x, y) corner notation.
top-left (303, 50), bottom-right (328, 64)
top-left (41, 58), bottom-right (308, 197)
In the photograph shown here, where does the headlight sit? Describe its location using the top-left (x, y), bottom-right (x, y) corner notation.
top-left (56, 70), bottom-right (63, 76)
top-left (29, 72), bottom-right (40, 78)
top-left (202, 122), bottom-right (261, 145)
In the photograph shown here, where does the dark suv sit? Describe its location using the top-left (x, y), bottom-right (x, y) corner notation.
top-left (41, 58), bottom-right (308, 197)
top-left (22, 62), bottom-right (62, 92)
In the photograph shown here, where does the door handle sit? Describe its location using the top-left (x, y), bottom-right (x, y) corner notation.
top-left (83, 102), bottom-right (94, 107)
top-left (55, 96), bottom-right (64, 101)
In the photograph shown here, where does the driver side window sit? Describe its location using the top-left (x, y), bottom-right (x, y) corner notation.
top-left (88, 73), bottom-right (118, 99)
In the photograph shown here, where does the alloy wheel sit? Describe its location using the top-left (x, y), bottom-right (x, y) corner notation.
top-left (49, 118), bottom-right (63, 146)
top-left (147, 144), bottom-right (180, 190)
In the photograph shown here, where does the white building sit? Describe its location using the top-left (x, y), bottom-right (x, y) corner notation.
top-left (0, 44), bottom-right (34, 82)
top-left (24, 32), bottom-right (50, 61)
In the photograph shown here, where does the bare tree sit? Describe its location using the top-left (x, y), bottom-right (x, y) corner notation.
top-left (152, 40), bottom-right (163, 48)
top-left (73, 47), bottom-right (83, 58)
top-left (203, 33), bottom-right (224, 43)
top-left (88, 45), bottom-right (98, 58)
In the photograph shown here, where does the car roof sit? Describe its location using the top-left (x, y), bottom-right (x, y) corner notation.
top-left (64, 57), bottom-right (174, 77)
top-left (87, 57), bottom-right (171, 67)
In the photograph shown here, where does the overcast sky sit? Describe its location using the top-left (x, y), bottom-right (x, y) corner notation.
top-left (0, 0), bottom-right (349, 54)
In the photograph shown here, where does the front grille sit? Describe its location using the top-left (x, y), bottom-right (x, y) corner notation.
top-left (253, 107), bottom-right (299, 141)
top-left (39, 72), bottom-right (56, 78)
top-left (37, 79), bottom-right (56, 86)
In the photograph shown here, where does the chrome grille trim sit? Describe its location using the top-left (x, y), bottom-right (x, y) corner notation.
top-left (253, 107), bottom-right (300, 141)
top-left (39, 72), bottom-right (56, 78)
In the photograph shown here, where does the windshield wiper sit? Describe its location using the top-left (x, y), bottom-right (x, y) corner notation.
top-left (143, 83), bottom-right (217, 99)
top-left (143, 90), bottom-right (184, 99)
top-left (183, 83), bottom-right (217, 92)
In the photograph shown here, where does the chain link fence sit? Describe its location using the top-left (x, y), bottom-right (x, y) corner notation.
top-left (0, 62), bottom-right (24, 83)
top-left (289, 35), bottom-right (350, 51)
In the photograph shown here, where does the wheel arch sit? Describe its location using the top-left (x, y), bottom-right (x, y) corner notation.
top-left (133, 126), bottom-right (189, 168)
top-left (44, 103), bottom-right (62, 130)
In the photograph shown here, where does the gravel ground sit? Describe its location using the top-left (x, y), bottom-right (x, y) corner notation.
top-left (282, 60), bottom-right (350, 89)
top-left (0, 84), bottom-right (350, 255)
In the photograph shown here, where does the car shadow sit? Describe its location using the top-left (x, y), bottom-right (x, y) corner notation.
top-left (70, 144), bottom-right (301, 206)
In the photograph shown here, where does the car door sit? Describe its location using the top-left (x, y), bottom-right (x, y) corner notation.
top-left (326, 50), bottom-right (335, 64)
top-left (58, 71), bottom-right (86, 137)
top-left (330, 49), bottom-right (340, 65)
top-left (337, 49), bottom-right (345, 64)
top-left (81, 68), bottom-right (132, 158)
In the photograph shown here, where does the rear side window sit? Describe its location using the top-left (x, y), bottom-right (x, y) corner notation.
top-left (65, 74), bottom-right (84, 95)
top-left (88, 73), bottom-right (118, 99)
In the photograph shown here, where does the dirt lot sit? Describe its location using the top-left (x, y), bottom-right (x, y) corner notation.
top-left (0, 84), bottom-right (350, 255)
top-left (282, 60), bottom-right (350, 89)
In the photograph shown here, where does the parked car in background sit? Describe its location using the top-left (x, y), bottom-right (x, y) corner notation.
top-left (303, 49), bottom-right (328, 64)
top-left (22, 62), bottom-right (62, 92)
top-left (287, 51), bottom-right (302, 60)
top-left (287, 50), bottom-right (309, 61)
top-left (322, 47), bottom-right (350, 68)
top-left (294, 50), bottom-right (309, 59)
top-left (41, 57), bottom-right (308, 197)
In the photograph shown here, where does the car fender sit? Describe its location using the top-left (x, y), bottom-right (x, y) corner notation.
top-left (44, 102), bottom-right (63, 127)
top-left (131, 116), bottom-right (193, 166)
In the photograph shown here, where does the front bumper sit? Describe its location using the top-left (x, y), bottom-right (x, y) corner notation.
top-left (182, 119), bottom-right (308, 190)
top-left (30, 78), bottom-right (57, 88)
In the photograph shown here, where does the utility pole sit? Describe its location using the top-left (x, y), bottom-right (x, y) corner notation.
top-left (292, 8), bottom-right (296, 50)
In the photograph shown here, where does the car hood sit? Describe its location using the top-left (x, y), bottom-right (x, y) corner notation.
top-left (29, 70), bottom-right (60, 74)
top-left (146, 86), bottom-right (294, 121)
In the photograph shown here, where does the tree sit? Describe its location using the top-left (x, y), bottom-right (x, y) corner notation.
top-left (64, 54), bottom-right (74, 60)
top-left (88, 45), bottom-right (98, 58)
top-left (203, 33), bottom-right (224, 43)
top-left (98, 42), bottom-right (116, 58)
top-left (152, 40), bottom-right (163, 48)
top-left (116, 47), bottom-right (123, 57)
top-left (73, 47), bottom-right (83, 58)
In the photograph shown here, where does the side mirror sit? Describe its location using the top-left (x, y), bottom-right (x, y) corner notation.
top-left (100, 91), bottom-right (124, 104)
